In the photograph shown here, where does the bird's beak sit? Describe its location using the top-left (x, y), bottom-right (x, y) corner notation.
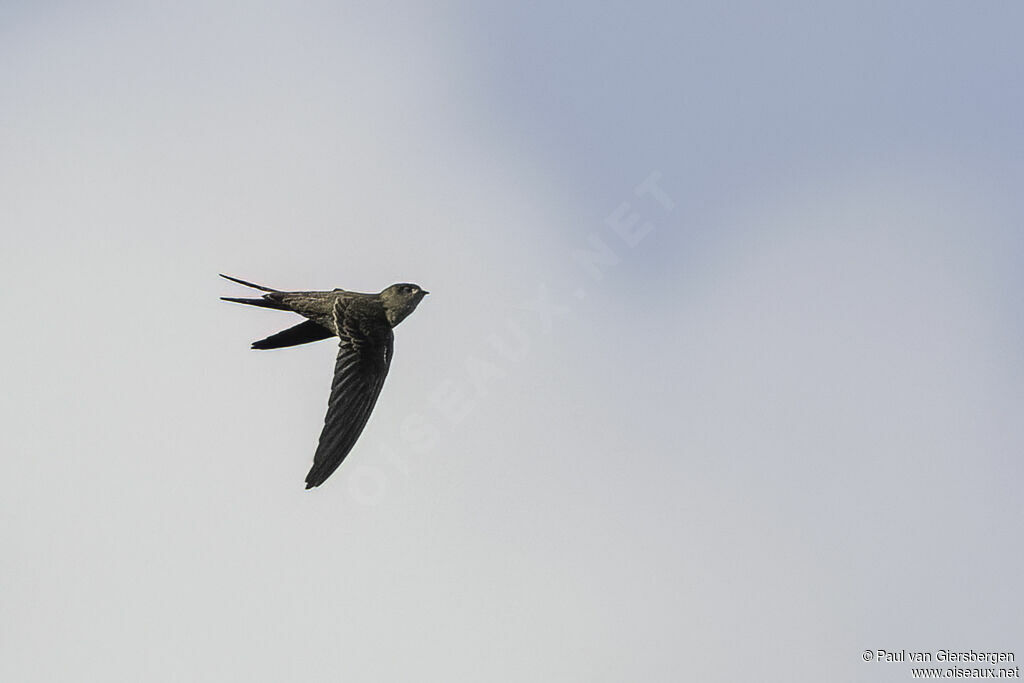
top-left (421, 290), bottom-right (429, 295)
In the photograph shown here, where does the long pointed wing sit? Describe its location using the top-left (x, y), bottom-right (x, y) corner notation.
top-left (251, 319), bottom-right (334, 350)
top-left (304, 300), bottom-right (393, 488)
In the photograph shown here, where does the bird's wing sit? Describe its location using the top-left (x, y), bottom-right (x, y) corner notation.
top-left (251, 319), bottom-right (335, 350)
top-left (305, 299), bottom-right (394, 488)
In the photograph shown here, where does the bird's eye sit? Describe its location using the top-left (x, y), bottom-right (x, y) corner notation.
top-left (401, 286), bottom-right (412, 293)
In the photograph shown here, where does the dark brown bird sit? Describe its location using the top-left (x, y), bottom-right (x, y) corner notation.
top-left (220, 274), bottom-right (428, 489)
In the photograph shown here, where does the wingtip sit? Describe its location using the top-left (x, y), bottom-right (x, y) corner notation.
top-left (305, 469), bottom-right (325, 489)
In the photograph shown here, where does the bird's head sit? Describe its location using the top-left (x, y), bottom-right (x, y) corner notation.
top-left (380, 283), bottom-right (429, 326)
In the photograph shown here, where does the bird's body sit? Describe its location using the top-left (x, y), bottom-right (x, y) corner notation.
top-left (220, 274), bottom-right (428, 488)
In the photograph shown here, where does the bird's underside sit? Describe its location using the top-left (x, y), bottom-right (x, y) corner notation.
top-left (219, 274), bottom-right (425, 489)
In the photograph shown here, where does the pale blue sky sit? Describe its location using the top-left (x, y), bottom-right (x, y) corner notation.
top-left (2, 2), bottom-right (1022, 681)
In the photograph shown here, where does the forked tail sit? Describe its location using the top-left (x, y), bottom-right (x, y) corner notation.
top-left (219, 274), bottom-right (280, 292)
top-left (219, 274), bottom-right (288, 310)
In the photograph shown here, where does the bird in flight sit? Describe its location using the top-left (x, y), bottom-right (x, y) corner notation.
top-left (220, 274), bottom-right (429, 489)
